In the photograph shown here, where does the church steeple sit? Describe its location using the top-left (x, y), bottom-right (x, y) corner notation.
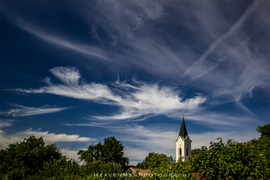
top-left (179, 116), bottom-right (188, 139)
top-left (175, 115), bottom-right (191, 162)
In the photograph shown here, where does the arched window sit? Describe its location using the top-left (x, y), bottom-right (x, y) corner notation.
top-left (186, 148), bottom-right (188, 156)
top-left (179, 148), bottom-right (182, 156)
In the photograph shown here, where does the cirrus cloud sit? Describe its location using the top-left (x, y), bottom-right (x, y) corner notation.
top-left (12, 67), bottom-right (206, 121)
top-left (0, 103), bottom-right (71, 117)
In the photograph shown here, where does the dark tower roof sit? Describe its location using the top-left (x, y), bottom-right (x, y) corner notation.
top-left (179, 117), bottom-right (188, 138)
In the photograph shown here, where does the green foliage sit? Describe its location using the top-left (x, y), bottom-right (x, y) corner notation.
top-left (154, 161), bottom-right (190, 179)
top-left (191, 148), bottom-right (201, 155)
top-left (136, 152), bottom-right (174, 172)
top-left (0, 135), bottom-right (62, 179)
top-left (257, 123), bottom-right (270, 137)
top-left (80, 160), bottom-right (123, 177)
top-left (78, 136), bottom-right (129, 168)
top-left (26, 174), bottom-right (105, 180)
top-left (37, 157), bottom-right (80, 178)
top-left (188, 137), bottom-right (270, 179)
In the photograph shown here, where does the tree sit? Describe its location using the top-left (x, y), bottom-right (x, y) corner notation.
top-left (78, 136), bottom-right (129, 168)
top-left (257, 123), bottom-right (270, 137)
top-left (37, 157), bottom-right (80, 179)
top-left (157, 161), bottom-right (190, 179)
top-left (0, 136), bottom-right (62, 179)
top-left (80, 160), bottom-right (123, 177)
top-left (136, 152), bottom-right (173, 171)
top-left (187, 137), bottom-right (270, 179)
top-left (191, 148), bottom-right (201, 155)
top-left (186, 123), bottom-right (270, 179)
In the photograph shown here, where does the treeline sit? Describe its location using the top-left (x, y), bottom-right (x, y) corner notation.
top-left (0, 123), bottom-right (269, 179)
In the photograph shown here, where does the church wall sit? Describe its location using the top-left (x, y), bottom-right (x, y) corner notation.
top-left (175, 136), bottom-right (191, 162)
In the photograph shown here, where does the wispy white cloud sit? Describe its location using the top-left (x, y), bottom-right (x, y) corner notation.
top-left (12, 67), bottom-right (206, 121)
top-left (2, 1), bottom-right (267, 117)
top-left (3, 0), bottom-right (269, 109)
top-left (183, 1), bottom-right (255, 80)
top-left (50, 66), bottom-right (81, 86)
top-left (79, 0), bottom-right (163, 45)
top-left (16, 128), bottom-right (93, 143)
top-left (183, 0), bottom-right (269, 79)
top-left (0, 119), bottom-right (14, 128)
top-left (91, 82), bottom-right (206, 120)
top-left (0, 120), bottom-right (95, 150)
top-left (181, 0), bottom-right (270, 110)
top-left (15, 20), bottom-right (109, 61)
top-left (0, 5), bottom-right (110, 62)
top-left (1, 0), bottom-right (189, 77)
top-left (13, 67), bottom-right (119, 103)
top-left (78, 0), bottom-right (270, 113)
top-left (186, 112), bottom-right (256, 127)
top-left (235, 95), bottom-right (255, 116)
top-left (0, 103), bottom-right (70, 117)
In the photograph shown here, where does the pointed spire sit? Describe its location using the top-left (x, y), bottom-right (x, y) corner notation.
top-left (179, 116), bottom-right (188, 139)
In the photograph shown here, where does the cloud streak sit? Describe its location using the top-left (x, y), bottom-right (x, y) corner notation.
top-left (79, 0), bottom-right (163, 45)
top-left (183, 0), bottom-right (263, 80)
top-left (15, 20), bottom-right (109, 61)
top-left (0, 103), bottom-right (70, 117)
top-left (0, 119), bottom-right (14, 128)
top-left (181, 0), bottom-right (270, 110)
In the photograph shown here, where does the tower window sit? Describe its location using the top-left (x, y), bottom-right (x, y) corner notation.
top-left (186, 148), bottom-right (188, 156)
top-left (179, 148), bottom-right (182, 156)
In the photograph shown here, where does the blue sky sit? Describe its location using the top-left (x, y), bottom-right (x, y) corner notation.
top-left (0, 0), bottom-right (269, 165)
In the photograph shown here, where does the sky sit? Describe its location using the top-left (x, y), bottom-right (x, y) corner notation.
top-left (0, 0), bottom-right (269, 165)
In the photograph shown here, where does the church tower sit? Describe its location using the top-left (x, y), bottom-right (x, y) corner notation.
top-left (175, 116), bottom-right (192, 162)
